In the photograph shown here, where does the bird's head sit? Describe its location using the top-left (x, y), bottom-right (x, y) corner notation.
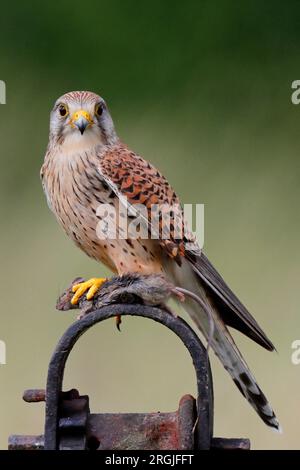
top-left (49, 91), bottom-right (118, 152)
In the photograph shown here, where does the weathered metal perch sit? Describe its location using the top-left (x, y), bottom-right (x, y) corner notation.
top-left (9, 276), bottom-right (250, 450)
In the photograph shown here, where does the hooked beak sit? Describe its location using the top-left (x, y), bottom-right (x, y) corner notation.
top-left (70, 109), bottom-right (92, 135)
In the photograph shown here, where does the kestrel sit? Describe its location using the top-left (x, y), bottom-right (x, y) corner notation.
top-left (41, 91), bottom-right (280, 431)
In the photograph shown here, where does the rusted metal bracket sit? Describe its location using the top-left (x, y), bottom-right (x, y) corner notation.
top-left (8, 304), bottom-right (250, 450)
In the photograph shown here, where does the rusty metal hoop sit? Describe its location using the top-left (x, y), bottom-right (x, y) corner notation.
top-left (44, 304), bottom-right (214, 450)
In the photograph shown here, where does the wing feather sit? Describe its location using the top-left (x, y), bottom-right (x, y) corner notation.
top-left (187, 251), bottom-right (275, 351)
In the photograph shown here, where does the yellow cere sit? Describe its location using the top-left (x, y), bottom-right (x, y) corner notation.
top-left (70, 109), bottom-right (93, 127)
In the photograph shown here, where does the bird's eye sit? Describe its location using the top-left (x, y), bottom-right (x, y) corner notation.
top-left (95, 103), bottom-right (103, 117)
top-left (58, 104), bottom-right (68, 117)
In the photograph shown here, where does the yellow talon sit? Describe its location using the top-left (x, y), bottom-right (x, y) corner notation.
top-left (71, 277), bottom-right (107, 305)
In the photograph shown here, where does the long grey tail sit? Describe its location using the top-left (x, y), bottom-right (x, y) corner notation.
top-left (165, 258), bottom-right (280, 431)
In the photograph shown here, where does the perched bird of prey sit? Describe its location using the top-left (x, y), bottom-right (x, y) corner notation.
top-left (41, 91), bottom-right (280, 431)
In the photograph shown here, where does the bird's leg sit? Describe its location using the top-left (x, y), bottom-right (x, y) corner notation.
top-left (71, 277), bottom-right (107, 305)
top-left (115, 314), bottom-right (122, 331)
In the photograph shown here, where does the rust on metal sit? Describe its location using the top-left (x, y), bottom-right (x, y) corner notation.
top-left (8, 303), bottom-right (251, 450)
top-left (43, 304), bottom-right (213, 450)
top-left (86, 395), bottom-right (195, 450)
top-left (23, 389), bottom-right (46, 403)
top-left (8, 435), bottom-right (44, 450)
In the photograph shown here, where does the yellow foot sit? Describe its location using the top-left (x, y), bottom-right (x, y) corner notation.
top-left (71, 277), bottom-right (107, 305)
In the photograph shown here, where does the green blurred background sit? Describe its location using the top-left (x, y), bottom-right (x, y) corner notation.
top-left (0, 0), bottom-right (299, 450)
